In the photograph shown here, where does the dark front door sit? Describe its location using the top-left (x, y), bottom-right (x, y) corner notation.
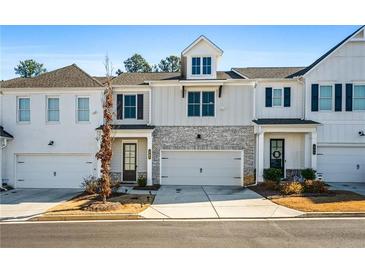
top-left (270, 139), bottom-right (285, 176)
top-left (123, 143), bottom-right (137, 181)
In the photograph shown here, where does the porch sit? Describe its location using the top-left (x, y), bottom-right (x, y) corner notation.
top-left (253, 119), bottom-right (320, 182)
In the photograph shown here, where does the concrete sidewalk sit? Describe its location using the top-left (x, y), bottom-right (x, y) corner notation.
top-left (140, 186), bottom-right (302, 219)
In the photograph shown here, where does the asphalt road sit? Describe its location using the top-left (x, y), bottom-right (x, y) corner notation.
top-left (1, 218), bottom-right (365, 247)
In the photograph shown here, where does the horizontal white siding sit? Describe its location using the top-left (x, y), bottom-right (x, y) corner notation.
top-left (151, 85), bottom-right (253, 126)
top-left (255, 80), bottom-right (304, 119)
top-left (305, 41), bottom-right (365, 144)
top-left (112, 90), bottom-right (149, 125)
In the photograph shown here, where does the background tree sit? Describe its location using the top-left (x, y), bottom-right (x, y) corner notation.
top-left (14, 59), bottom-right (47, 78)
top-left (95, 56), bottom-right (113, 203)
top-left (155, 55), bottom-right (181, 72)
top-left (123, 54), bottom-right (152, 72)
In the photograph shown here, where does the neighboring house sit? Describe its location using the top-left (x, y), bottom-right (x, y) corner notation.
top-left (1, 26), bottom-right (364, 188)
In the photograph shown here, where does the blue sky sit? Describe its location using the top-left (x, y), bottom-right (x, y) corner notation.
top-left (0, 25), bottom-right (360, 80)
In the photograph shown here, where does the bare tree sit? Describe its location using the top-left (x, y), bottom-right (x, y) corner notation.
top-left (96, 56), bottom-right (114, 203)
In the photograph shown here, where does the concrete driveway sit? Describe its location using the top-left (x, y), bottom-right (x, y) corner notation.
top-left (327, 182), bottom-right (365, 196)
top-left (0, 188), bottom-right (81, 221)
top-left (141, 186), bottom-right (302, 219)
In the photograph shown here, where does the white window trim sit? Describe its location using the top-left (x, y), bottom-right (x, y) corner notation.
top-left (353, 84), bottom-right (365, 112)
top-left (186, 90), bottom-right (216, 118)
top-left (17, 96), bottom-right (31, 124)
top-left (319, 84), bottom-right (334, 112)
top-left (123, 93), bottom-right (138, 120)
top-left (272, 88), bottom-right (283, 107)
top-left (46, 96), bottom-right (60, 124)
top-left (76, 96), bottom-right (91, 123)
top-left (191, 56), bottom-right (212, 76)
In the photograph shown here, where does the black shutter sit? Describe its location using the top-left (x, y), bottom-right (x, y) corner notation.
top-left (284, 87), bottom-right (291, 107)
top-left (334, 84), bottom-right (342, 112)
top-left (265, 87), bottom-right (272, 107)
top-left (346, 83), bottom-right (353, 111)
top-left (137, 94), bottom-right (144, 120)
top-left (311, 84), bottom-right (319, 111)
top-left (117, 94), bottom-right (123, 119)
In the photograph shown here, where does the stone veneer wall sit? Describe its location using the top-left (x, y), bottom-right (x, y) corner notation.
top-left (152, 126), bottom-right (255, 185)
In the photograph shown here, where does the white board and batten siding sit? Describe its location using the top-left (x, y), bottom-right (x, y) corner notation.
top-left (151, 85), bottom-right (253, 126)
top-left (160, 150), bottom-right (243, 186)
top-left (15, 154), bottom-right (94, 188)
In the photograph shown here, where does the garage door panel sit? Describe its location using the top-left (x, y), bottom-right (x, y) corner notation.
top-left (161, 150), bottom-right (243, 186)
top-left (16, 154), bottom-right (93, 188)
top-left (318, 147), bottom-right (365, 183)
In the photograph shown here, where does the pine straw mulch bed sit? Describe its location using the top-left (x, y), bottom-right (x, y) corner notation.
top-left (42, 192), bottom-right (155, 216)
top-left (249, 184), bottom-right (365, 212)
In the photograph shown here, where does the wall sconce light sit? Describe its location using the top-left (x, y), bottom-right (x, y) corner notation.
top-left (48, 140), bottom-right (54, 146)
top-left (196, 134), bottom-right (202, 139)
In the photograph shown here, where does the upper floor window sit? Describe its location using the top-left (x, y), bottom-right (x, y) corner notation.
top-left (187, 91), bottom-right (215, 117)
top-left (202, 57), bottom-right (212, 75)
top-left (124, 95), bottom-right (136, 119)
top-left (192, 57), bottom-right (201, 75)
top-left (77, 97), bottom-right (90, 122)
top-left (272, 88), bottom-right (283, 107)
top-left (319, 85), bottom-right (333, 111)
top-left (18, 97), bottom-right (30, 122)
top-left (47, 97), bottom-right (60, 122)
top-left (354, 85), bottom-right (365, 111)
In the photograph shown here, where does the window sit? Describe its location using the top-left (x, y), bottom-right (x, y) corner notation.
top-left (188, 91), bottom-right (215, 117)
top-left (124, 95), bottom-right (136, 119)
top-left (202, 91), bottom-right (215, 116)
top-left (47, 97), bottom-right (60, 122)
top-left (203, 57), bottom-right (212, 75)
top-left (18, 97), bottom-right (30, 122)
top-left (319, 85), bottom-right (333, 111)
top-left (272, 89), bottom-right (282, 107)
top-left (77, 97), bottom-right (90, 122)
top-left (192, 57), bottom-right (201, 75)
top-left (188, 92), bottom-right (201, 116)
top-left (354, 85), bottom-right (365, 111)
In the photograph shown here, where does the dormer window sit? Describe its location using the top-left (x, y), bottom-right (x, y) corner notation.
top-left (202, 57), bottom-right (211, 74)
top-left (192, 57), bottom-right (201, 75)
top-left (191, 56), bottom-right (212, 75)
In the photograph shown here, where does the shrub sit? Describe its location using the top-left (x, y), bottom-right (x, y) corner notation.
top-left (280, 181), bottom-right (304, 195)
top-left (263, 168), bottom-right (282, 183)
top-left (81, 176), bottom-right (100, 194)
top-left (303, 180), bottom-right (328, 193)
top-left (110, 180), bottom-right (121, 193)
top-left (137, 175), bottom-right (147, 187)
top-left (262, 180), bottom-right (279, 191)
top-left (301, 168), bottom-right (316, 180)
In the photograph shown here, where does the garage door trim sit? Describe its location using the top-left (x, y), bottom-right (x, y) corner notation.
top-left (160, 149), bottom-right (244, 186)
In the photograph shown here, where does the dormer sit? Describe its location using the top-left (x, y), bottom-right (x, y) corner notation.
top-left (181, 35), bottom-right (223, 80)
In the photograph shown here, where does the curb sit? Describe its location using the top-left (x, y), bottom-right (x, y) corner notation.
top-left (301, 212), bottom-right (365, 218)
top-left (30, 214), bottom-right (141, 221)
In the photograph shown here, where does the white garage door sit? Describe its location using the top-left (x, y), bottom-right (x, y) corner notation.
top-left (161, 150), bottom-right (243, 186)
top-left (317, 147), bottom-right (365, 183)
top-left (16, 154), bottom-right (94, 188)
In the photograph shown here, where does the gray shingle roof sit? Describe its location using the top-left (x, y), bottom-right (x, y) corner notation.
top-left (1, 64), bottom-right (103, 88)
top-left (232, 67), bottom-right (305, 79)
top-left (0, 126), bottom-right (13, 138)
top-left (252, 118), bottom-right (320, 125)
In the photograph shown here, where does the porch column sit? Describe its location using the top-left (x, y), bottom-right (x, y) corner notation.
top-left (310, 131), bottom-right (317, 170)
top-left (147, 133), bottom-right (153, 185)
top-left (304, 133), bottom-right (311, 168)
top-left (0, 142), bottom-right (3, 184)
top-left (257, 131), bottom-right (265, 182)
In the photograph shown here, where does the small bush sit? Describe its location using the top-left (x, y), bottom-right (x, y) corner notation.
top-left (110, 180), bottom-right (121, 192)
top-left (263, 168), bottom-right (282, 183)
top-left (280, 181), bottom-right (304, 195)
top-left (81, 176), bottom-right (100, 194)
top-left (301, 168), bottom-right (316, 180)
top-left (137, 175), bottom-right (147, 187)
top-left (303, 180), bottom-right (328, 193)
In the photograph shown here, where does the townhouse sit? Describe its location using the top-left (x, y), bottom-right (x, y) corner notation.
top-left (1, 26), bottom-right (364, 188)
